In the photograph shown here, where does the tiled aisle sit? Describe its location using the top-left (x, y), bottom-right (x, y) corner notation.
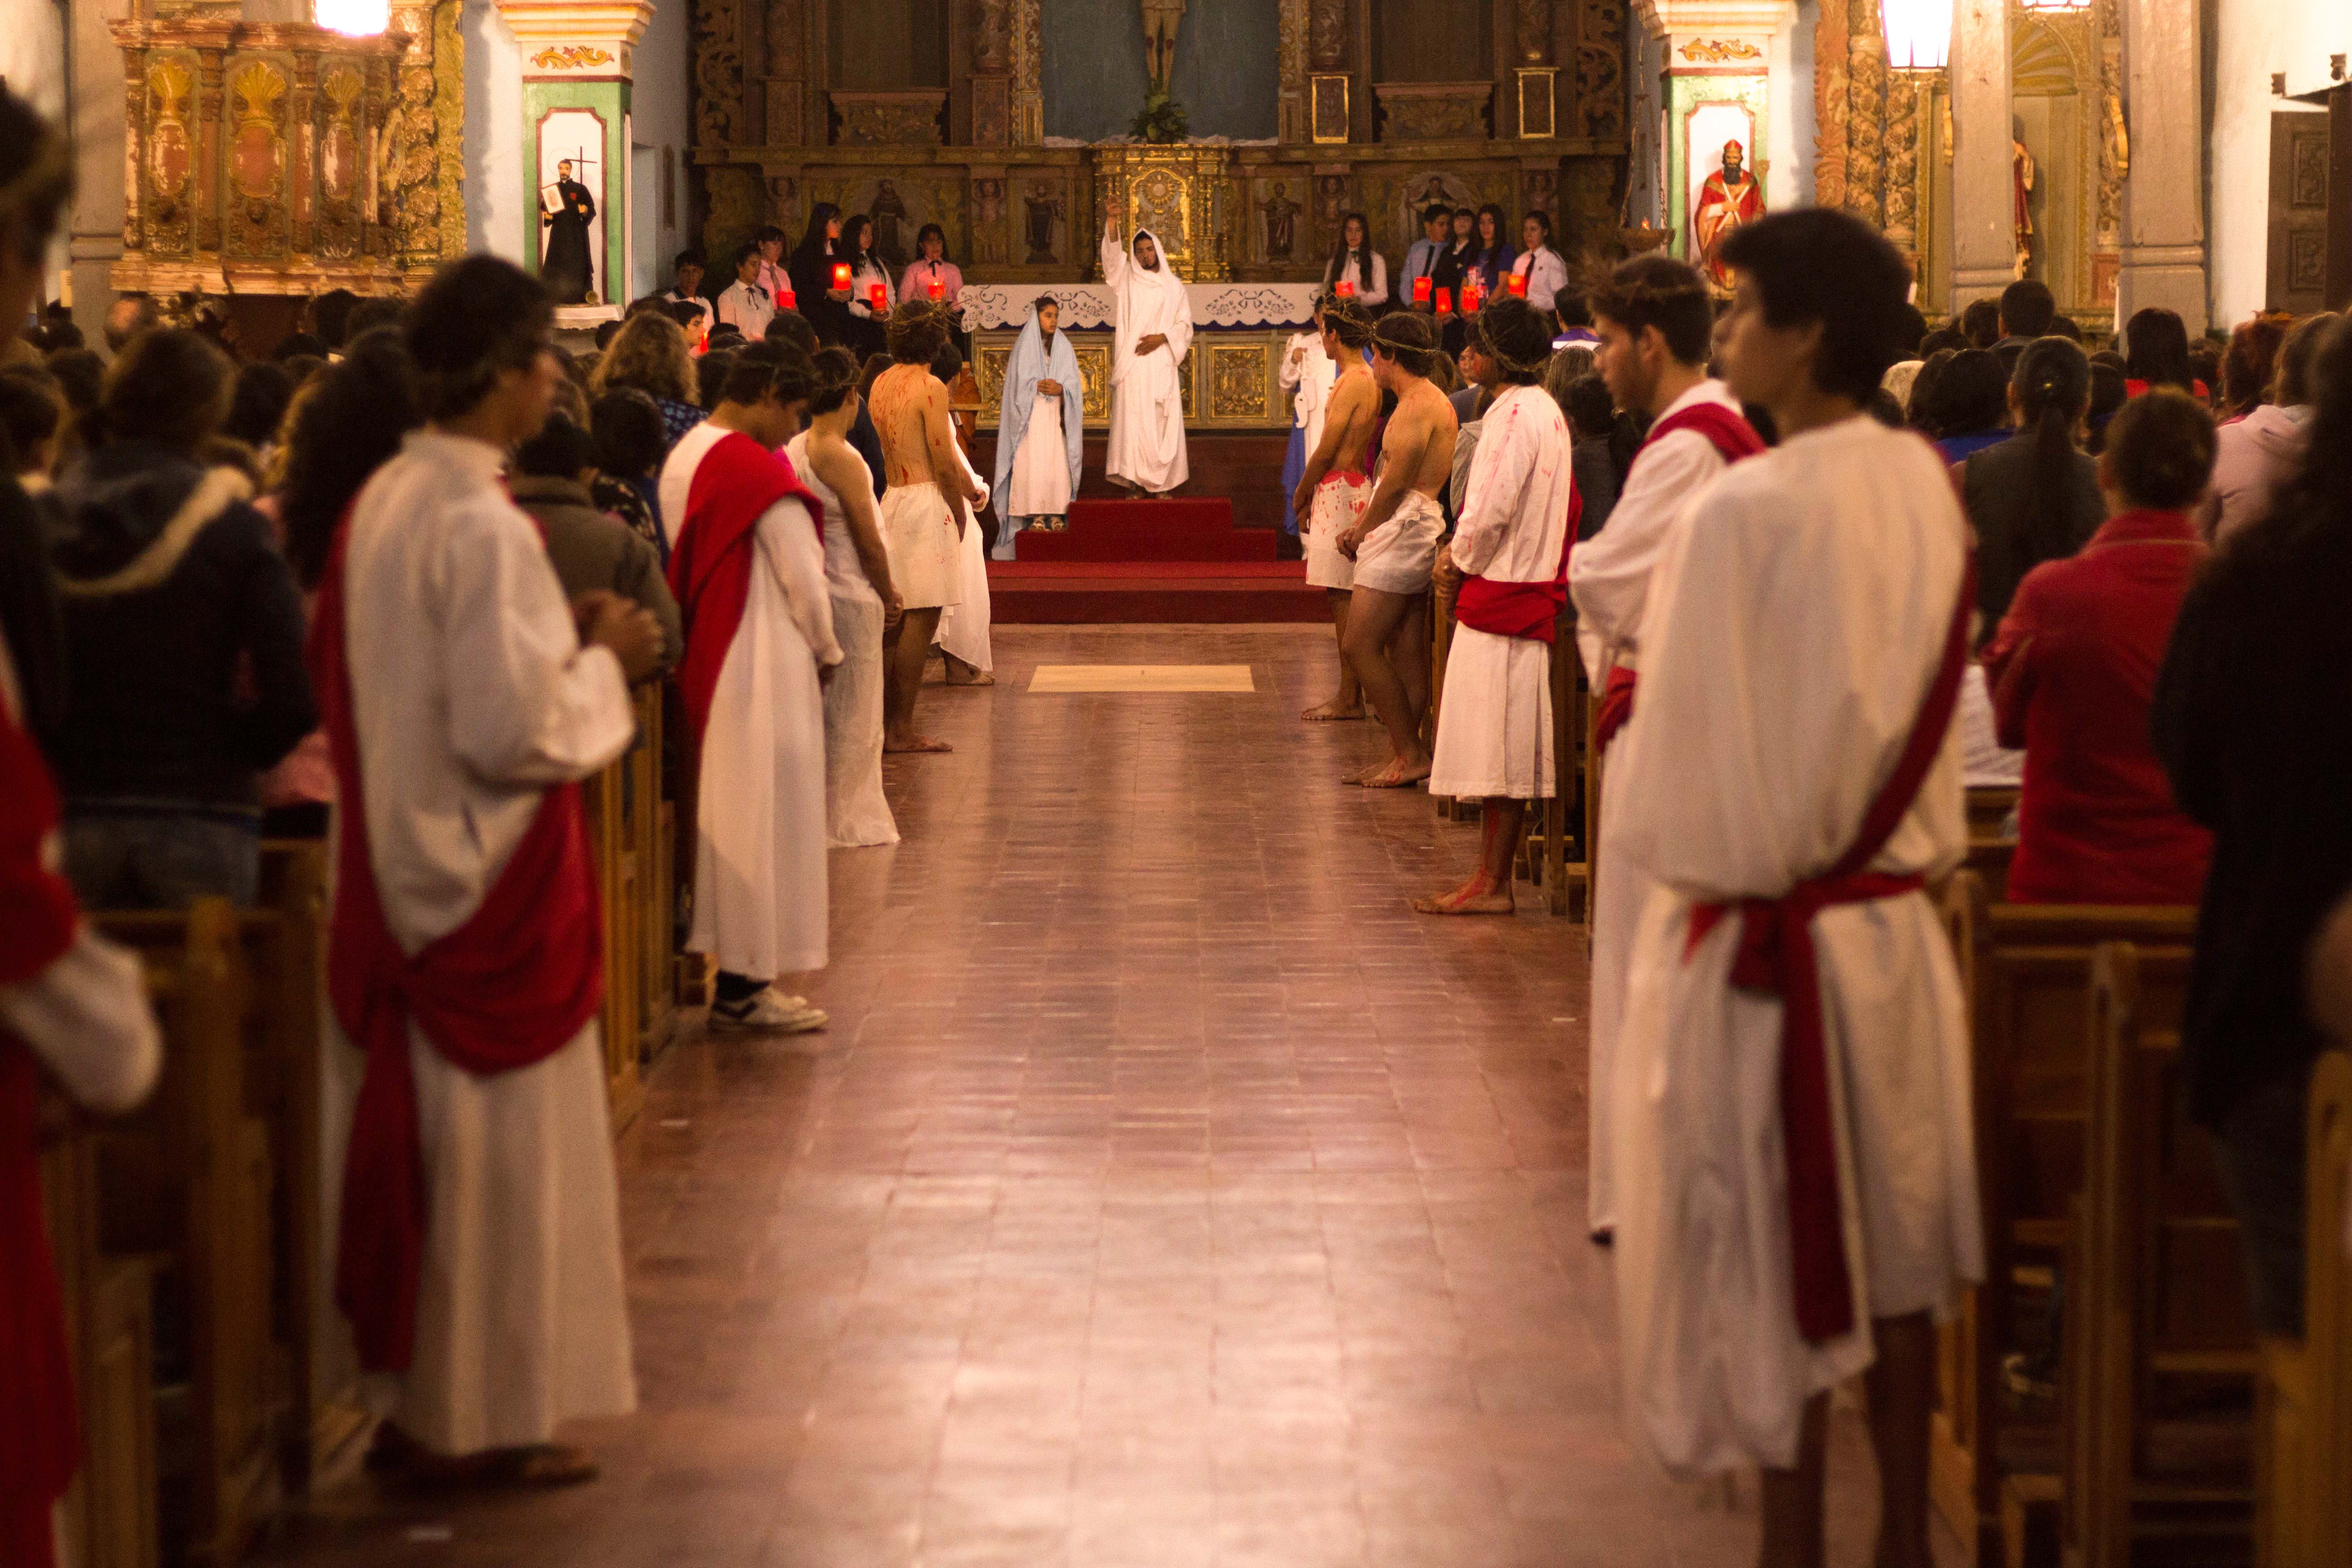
top-left (267, 626), bottom-right (1960, 1568)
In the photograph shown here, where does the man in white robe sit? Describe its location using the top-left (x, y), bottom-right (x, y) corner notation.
top-left (1606, 209), bottom-right (1981, 1568)
top-left (320, 257), bottom-right (665, 1483)
top-left (1567, 254), bottom-right (1764, 1242)
top-left (662, 341), bottom-right (843, 1035)
top-left (1101, 217), bottom-right (1192, 496)
top-left (1416, 299), bottom-right (1574, 915)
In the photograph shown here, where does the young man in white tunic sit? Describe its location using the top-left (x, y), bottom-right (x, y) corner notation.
top-left (1290, 297), bottom-right (1377, 723)
top-left (1605, 209), bottom-right (1981, 1568)
top-left (1334, 311), bottom-right (1456, 788)
top-left (868, 302), bottom-right (984, 754)
top-left (1567, 253), bottom-right (1764, 1243)
top-left (991, 295), bottom-right (1083, 558)
top-left (662, 341), bottom-right (843, 1034)
top-left (1416, 298), bottom-right (1575, 915)
top-left (319, 257), bottom-right (666, 1485)
top-left (1100, 216), bottom-right (1192, 496)
top-left (785, 347), bottom-right (901, 848)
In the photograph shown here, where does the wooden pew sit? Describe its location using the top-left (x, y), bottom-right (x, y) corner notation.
top-left (582, 685), bottom-right (676, 1129)
top-left (2255, 1049), bottom-right (2352, 1568)
top-left (1970, 785), bottom-right (2022, 839)
top-left (41, 1083), bottom-right (160, 1568)
top-left (2059, 942), bottom-right (2254, 1568)
top-left (1514, 611), bottom-right (1589, 920)
top-left (1926, 876), bottom-right (2199, 1568)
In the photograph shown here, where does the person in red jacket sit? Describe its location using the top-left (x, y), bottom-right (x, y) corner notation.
top-left (1982, 388), bottom-right (2215, 904)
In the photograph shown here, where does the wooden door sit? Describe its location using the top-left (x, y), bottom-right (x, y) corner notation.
top-left (2269, 110), bottom-right (2332, 314)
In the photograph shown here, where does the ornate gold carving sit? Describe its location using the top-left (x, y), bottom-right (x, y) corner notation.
top-left (1517, 68), bottom-right (1556, 139)
top-left (1209, 344), bottom-right (1268, 420)
top-left (1308, 0), bottom-right (1345, 72)
top-left (701, 163), bottom-right (761, 265)
top-left (1277, 0), bottom-right (1307, 143)
top-left (146, 57), bottom-right (197, 255)
top-left (1012, 0), bottom-right (1042, 144)
top-left (1844, 0), bottom-right (1886, 229)
top-left (529, 44), bottom-right (613, 70)
top-left (1075, 344), bottom-right (1112, 423)
top-left (1882, 65), bottom-right (1917, 251)
top-left (2096, 0), bottom-right (2124, 241)
top-left (975, 345), bottom-right (1008, 412)
top-left (1573, 0), bottom-right (1625, 138)
top-left (830, 90), bottom-right (944, 146)
top-left (1094, 144), bottom-right (1229, 281)
top-left (694, 0), bottom-right (742, 146)
top-left (1677, 38), bottom-right (1762, 64)
top-left (766, 0), bottom-right (801, 76)
top-left (1812, 0), bottom-right (1850, 211)
top-left (1375, 82), bottom-right (1491, 142)
top-left (1516, 0), bottom-right (1550, 66)
top-left (1310, 73), bottom-right (1349, 142)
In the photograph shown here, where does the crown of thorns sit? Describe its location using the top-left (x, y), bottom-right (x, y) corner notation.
top-left (1474, 308), bottom-right (1553, 376)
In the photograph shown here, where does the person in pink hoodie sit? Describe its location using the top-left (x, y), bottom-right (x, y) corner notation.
top-left (2207, 311), bottom-right (2338, 543)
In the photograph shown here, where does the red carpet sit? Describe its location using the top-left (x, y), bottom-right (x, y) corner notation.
top-left (987, 560), bottom-right (1323, 625)
top-left (1014, 498), bottom-right (1276, 563)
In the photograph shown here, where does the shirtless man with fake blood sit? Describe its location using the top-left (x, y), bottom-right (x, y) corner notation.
top-left (1292, 297), bottom-right (1376, 722)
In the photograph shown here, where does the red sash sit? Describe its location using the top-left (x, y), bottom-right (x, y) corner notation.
top-left (0, 685), bottom-right (82, 1566)
top-left (1589, 399), bottom-right (1766, 750)
top-left (312, 512), bottom-right (608, 1374)
top-left (666, 431), bottom-right (823, 752)
top-left (1455, 488), bottom-right (1584, 643)
top-left (1683, 554), bottom-right (1976, 1344)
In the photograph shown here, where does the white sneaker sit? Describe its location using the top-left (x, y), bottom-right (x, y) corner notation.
top-left (708, 990), bottom-right (828, 1034)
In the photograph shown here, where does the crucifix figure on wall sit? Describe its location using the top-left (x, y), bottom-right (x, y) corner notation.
top-left (1142, 0), bottom-right (1185, 96)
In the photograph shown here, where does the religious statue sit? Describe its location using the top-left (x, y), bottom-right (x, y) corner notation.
top-left (2013, 137), bottom-right (2037, 279)
top-left (1024, 180), bottom-right (1063, 264)
top-left (1142, 0), bottom-right (1186, 95)
top-left (1690, 139), bottom-right (1762, 295)
top-left (973, 176), bottom-right (1006, 263)
top-left (870, 178), bottom-right (910, 269)
top-left (539, 157), bottom-right (597, 305)
top-left (1262, 181), bottom-right (1300, 260)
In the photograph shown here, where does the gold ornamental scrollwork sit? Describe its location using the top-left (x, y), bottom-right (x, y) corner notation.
top-left (1208, 344), bottom-right (1268, 421)
top-left (529, 44), bottom-right (614, 70)
top-left (1677, 38), bottom-right (1762, 64)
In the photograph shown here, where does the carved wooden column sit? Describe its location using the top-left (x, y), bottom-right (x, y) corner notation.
top-left (2114, 0), bottom-right (2206, 331)
top-left (693, 0), bottom-right (746, 150)
top-left (1308, 0), bottom-right (1348, 143)
top-left (1882, 66), bottom-right (1918, 267)
top-left (1949, 0), bottom-right (2012, 308)
top-left (1813, 0), bottom-right (1849, 211)
top-left (762, 0), bottom-right (803, 147)
top-left (969, 0), bottom-right (1010, 146)
top-left (1844, 0), bottom-right (1885, 228)
top-left (1568, 1), bottom-right (1628, 249)
top-left (1277, 0), bottom-right (1308, 143)
top-left (1009, 0), bottom-right (1041, 144)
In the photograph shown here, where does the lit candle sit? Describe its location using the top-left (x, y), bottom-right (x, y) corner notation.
top-left (926, 278), bottom-right (943, 300)
top-left (1506, 271), bottom-right (1527, 298)
top-left (1336, 279), bottom-right (1356, 298)
top-left (779, 286), bottom-right (796, 309)
top-left (868, 282), bottom-right (887, 311)
top-left (832, 261), bottom-right (851, 291)
top-left (1412, 276), bottom-right (1430, 305)
top-left (1434, 287), bottom-right (1451, 314)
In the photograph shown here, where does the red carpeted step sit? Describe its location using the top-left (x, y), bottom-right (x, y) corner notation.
top-left (970, 432), bottom-right (1294, 534)
top-left (988, 559), bottom-right (1325, 624)
top-left (1015, 498), bottom-right (1277, 563)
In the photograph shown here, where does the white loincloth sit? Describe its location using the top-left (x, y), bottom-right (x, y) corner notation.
top-left (933, 444), bottom-right (993, 672)
top-left (1007, 390), bottom-right (1072, 518)
top-left (1586, 725), bottom-right (1647, 1234)
top-left (879, 482), bottom-right (962, 610)
top-left (1350, 488), bottom-right (1445, 596)
top-left (823, 593), bottom-right (897, 847)
top-left (1426, 624), bottom-right (1554, 800)
top-left (1303, 471), bottom-right (1367, 591)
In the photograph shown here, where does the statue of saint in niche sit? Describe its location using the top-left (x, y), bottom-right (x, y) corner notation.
top-left (1261, 182), bottom-right (1300, 260)
top-left (1024, 181), bottom-right (1064, 264)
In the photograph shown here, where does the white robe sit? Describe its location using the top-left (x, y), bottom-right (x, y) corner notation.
top-left (1101, 227), bottom-right (1192, 494)
top-left (661, 423), bottom-right (843, 980)
top-left (784, 431), bottom-right (897, 848)
top-left (321, 431), bottom-right (638, 1455)
top-left (933, 436), bottom-right (993, 673)
top-left (1565, 377), bottom-right (1745, 1235)
top-left (1427, 385), bottom-right (1574, 801)
top-left (1607, 416), bottom-right (1983, 1475)
top-left (1279, 330), bottom-right (1336, 459)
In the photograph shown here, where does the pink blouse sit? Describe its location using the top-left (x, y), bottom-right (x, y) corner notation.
top-left (901, 258), bottom-right (963, 306)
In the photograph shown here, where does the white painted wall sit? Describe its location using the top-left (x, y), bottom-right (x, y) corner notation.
top-left (2, 0), bottom-right (72, 306)
top-left (1770, 3), bottom-right (1818, 211)
top-left (629, 0), bottom-right (690, 296)
top-left (462, 0), bottom-right (525, 262)
top-left (2206, 0), bottom-right (2335, 329)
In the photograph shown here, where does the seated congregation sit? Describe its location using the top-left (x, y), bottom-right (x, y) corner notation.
top-left (6, 74), bottom-right (2352, 1568)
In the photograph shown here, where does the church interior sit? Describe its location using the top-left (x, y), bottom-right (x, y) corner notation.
top-left (6, 0), bottom-right (2352, 1565)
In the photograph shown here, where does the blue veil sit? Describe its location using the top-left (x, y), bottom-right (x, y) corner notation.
top-left (992, 300), bottom-right (1085, 519)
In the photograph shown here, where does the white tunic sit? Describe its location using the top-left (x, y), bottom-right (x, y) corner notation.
top-left (661, 423), bottom-right (843, 979)
top-left (1607, 416), bottom-right (1983, 1475)
top-left (1565, 377), bottom-right (1745, 1235)
top-left (1427, 385), bottom-right (1574, 801)
top-left (1006, 390), bottom-right (1073, 519)
top-left (1101, 227), bottom-right (1193, 494)
top-left (785, 432), bottom-right (897, 848)
top-left (933, 436), bottom-right (993, 673)
top-left (320, 431), bottom-right (637, 1455)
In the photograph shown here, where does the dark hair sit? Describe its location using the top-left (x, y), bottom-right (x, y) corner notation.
top-left (0, 87), bottom-right (74, 270)
top-left (348, 298), bottom-right (405, 338)
top-left (311, 288), bottom-right (358, 350)
top-left (1563, 372), bottom-right (1616, 439)
top-left (44, 348), bottom-right (103, 418)
top-left (1927, 348), bottom-right (2008, 437)
top-left (1475, 296), bottom-right (1554, 384)
top-left (928, 339), bottom-right (964, 384)
top-left (594, 318), bottom-right (623, 351)
top-left (733, 241), bottom-right (761, 270)
top-left (717, 340), bottom-right (816, 409)
top-left (886, 299), bottom-right (950, 364)
top-left (95, 328), bottom-right (235, 451)
top-left (1322, 298), bottom-right (1373, 351)
top-left (2276, 312), bottom-right (2342, 406)
top-left (1866, 387), bottom-right (1907, 427)
top-left (2264, 317), bottom-right (2352, 543)
top-left (858, 353), bottom-right (891, 399)
top-left (1371, 310), bottom-right (1439, 377)
top-left (696, 349), bottom-right (735, 411)
top-left (2219, 316), bottom-right (2289, 417)
top-left (763, 308), bottom-right (817, 355)
top-left (2122, 306), bottom-right (2194, 392)
top-left (1032, 293), bottom-right (1059, 316)
top-left (0, 369), bottom-right (61, 469)
top-left (668, 301), bottom-right (703, 331)
top-left (590, 387), bottom-right (665, 480)
top-left (225, 361), bottom-right (296, 448)
top-left (1960, 298), bottom-right (2001, 349)
top-left (1421, 203), bottom-right (1451, 227)
top-left (403, 255), bottom-right (551, 420)
top-left (2009, 337), bottom-right (2093, 566)
top-left (280, 353), bottom-right (326, 387)
top-left (514, 410), bottom-right (595, 479)
top-left (754, 224), bottom-right (786, 247)
top-left (277, 327), bottom-right (420, 588)
top-left (841, 214), bottom-right (876, 268)
top-left (1717, 207), bottom-right (1914, 404)
top-left (1326, 211), bottom-right (1375, 297)
top-left (674, 247), bottom-right (706, 270)
top-left (1998, 279), bottom-right (2056, 339)
top-left (915, 222), bottom-right (947, 257)
top-left (808, 346), bottom-right (861, 417)
top-left (2084, 357), bottom-right (2127, 454)
top-left (1894, 303), bottom-right (1929, 357)
top-left (2102, 387), bottom-right (2216, 511)
top-left (273, 330), bottom-right (328, 362)
top-left (1906, 348), bottom-right (1955, 428)
top-left (38, 319), bottom-right (83, 353)
top-left (1521, 210), bottom-right (1554, 249)
top-left (1473, 203), bottom-right (1512, 285)
top-left (789, 201), bottom-right (842, 277)
top-left (1918, 325), bottom-right (1967, 359)
top-left (2048, 315), bottom-right (2084, 343)
top-left (1585, 252), bottom-right (1712, 364)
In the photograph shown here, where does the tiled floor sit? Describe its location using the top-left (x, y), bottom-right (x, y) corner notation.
top-left (262, 626), bottom-right (1963, 1567)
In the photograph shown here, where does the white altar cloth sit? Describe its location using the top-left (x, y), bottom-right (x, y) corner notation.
top-left (959, 283), bottom-right (1319, 333)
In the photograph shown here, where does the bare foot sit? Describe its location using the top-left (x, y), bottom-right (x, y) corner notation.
top-left (943, 657), bottom-right (995, 687)
top-left (1411, 874), bottom-right (1515, 916)
top-left (1302, 696), bottom-right (1365, 721)
top-left (884, 734), bottom-right (954, 754)
top-left (1357, 753), bottom-right (1432, 789)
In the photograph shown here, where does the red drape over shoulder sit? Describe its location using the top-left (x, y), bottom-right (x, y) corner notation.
top-left (665, 431), bottom-right (823, 751)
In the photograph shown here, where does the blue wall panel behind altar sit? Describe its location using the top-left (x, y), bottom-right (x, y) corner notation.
top-left (1041, 0), bottom-right (1278, 143)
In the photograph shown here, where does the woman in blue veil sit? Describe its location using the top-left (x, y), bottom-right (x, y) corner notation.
top-left (990, 294), bottom-right (1084, 560)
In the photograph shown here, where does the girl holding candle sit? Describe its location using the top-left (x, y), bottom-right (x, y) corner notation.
top-left (1430, 209), bottom-right (1480, 357)
top-left (787, 202), bottom-right (853, 347)
top-left (1319, 213), bottom-right (1390, 309)
top-left (1468, 203), bottom-right (1517, 299)
top-left (841, 214), bottom-right (894, 362)
top-left (901, 224), bottom-right (969, 357)
top-left (1510, 211), bottom-right (1570, 316)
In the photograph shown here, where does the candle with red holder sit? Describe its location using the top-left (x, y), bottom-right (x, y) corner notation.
top-left (1412, 276), bottom-right (1431, 305)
